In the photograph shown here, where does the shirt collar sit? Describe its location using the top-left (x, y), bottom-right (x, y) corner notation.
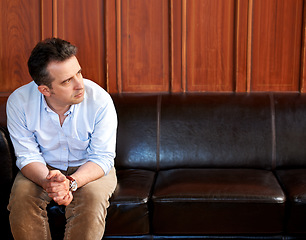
top-left (41, 94), bottom-right (75, 116)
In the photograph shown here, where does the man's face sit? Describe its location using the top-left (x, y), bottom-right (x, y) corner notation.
top-left (44, 56), bottom-right (85, 110)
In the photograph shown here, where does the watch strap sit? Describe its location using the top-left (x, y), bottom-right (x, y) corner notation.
top-left (66, 175), bottom-right (77, 192)
top-left (66, 175), bottom-right (75, 182)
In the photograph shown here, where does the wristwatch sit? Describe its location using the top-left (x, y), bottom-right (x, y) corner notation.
top-left (66, 176), bottom-right (78, 192)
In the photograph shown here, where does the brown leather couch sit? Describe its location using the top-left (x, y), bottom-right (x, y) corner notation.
top-left (1, 93), bottom-right (306, 239)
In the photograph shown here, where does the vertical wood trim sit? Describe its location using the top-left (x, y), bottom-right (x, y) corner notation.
top-left (170, 0), bottom-right (174, 93)
top-left (182, 0), bottom-right (187, 92)
top-left (246, 0), bottom-right (253, 92)
top-left (52, 0), bottom-right (58, 37)
top-left (163, 1), bottom-right (169, 92)
top-left (116, 0), bottom-right (122, 93)
top-left (300, 0), bottom-right (306, 93)
top-left (97, 0), bottom-right (103, 89)
top-left (41, 0), bottom-right (44, 40)
top-left (104, 0), bottom-right (109, 92)
top-left (234, 0), bottom-right (238, 92)
top-left (170, 0), bottom-right (182, 93)
top-left (235, 0), bottom-right (248, 92)
top-left (105, 0), bottom-right (117, 93)
top-left (41, 0), bottom-right (53, 40)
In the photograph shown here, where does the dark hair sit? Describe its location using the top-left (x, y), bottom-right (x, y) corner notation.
top-left (27, 38), bottom-right (77, 88)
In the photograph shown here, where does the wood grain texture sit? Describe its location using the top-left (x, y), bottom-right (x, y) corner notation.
top-left (300, 1), bottom-right (306, 93)
top-left (105, 0), bottom-right (117, 93)
top-left (1, 0), bottom-right (306, 94)
top-left (120, 0), bottom-right (170, 92)
top-left (56, 0), bottom-right (106, 88)
top-left (186, 0), bottom-right (235, 92)
top-left (0, 0), bottom-right (42, 95)
top-left (251, 0), bottom-right (303, 91)
top-left (41, 0), bottom-right (52, 39)
top-left (235, 0), bottom-right (249, 92)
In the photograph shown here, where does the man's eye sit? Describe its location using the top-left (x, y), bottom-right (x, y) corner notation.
top-left (63, 79), bottom-right (71, 84)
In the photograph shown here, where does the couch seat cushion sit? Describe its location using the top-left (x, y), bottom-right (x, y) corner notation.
top-left (152, 168), bottom-right (285, 235)
top-left (276, 169), bottom-right (306, 234)
top-left (105, 169), bottom-right (155, 236)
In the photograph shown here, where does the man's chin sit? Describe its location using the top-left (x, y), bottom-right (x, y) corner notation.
top-left (72, 96), bottom-right (84, 104)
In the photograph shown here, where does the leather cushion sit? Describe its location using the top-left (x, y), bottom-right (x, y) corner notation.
top-left (152, 168), bottom-right (285, 234)
top-left (276, 169), bottom-right (306, 233)
top-left (105, 169), bottom-right (156, 235)
top-left (48, 169), bottom-right (156, 237)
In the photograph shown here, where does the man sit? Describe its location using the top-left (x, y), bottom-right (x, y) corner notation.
top-left (7, 38), bottom-right (117, 239)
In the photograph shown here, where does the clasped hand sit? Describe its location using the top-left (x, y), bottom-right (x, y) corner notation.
top-left (44, 170), bottom-right (73, 206)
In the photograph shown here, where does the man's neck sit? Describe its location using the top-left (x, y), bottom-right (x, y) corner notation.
top-left (44, 96), bottom-right (70, 116)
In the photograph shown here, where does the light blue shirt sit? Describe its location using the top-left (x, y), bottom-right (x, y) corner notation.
top-left (6, 79), bottom-right (117, 175)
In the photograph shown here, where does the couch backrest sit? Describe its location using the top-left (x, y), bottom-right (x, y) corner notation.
top-left (274, 93), bottom-right (306, 169)
top-left (6, 93), bottom-right (300, 172)
top-left (159, 94), bottom-right (273, 170)
top-left (113, 95), bottom-right (159, 170)
top-left (113, 93), bottom-right (274, 171)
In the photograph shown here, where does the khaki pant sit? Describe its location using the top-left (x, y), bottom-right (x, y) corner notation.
top-left (8, 167), bottom-right (117, 240)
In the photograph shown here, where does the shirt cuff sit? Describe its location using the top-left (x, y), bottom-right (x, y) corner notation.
top-left (16, 156), bottom-right (46, 170)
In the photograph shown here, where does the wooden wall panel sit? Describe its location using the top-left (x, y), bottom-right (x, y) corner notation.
top-left (105, 0), bottom-right (117, 93)
top-left (41, 0), bottom-right (53, 39)
top-left (170, 0), bottom-right (183, 93)
top-left (251, 0), bottom-right (303, 92)
top-left (186, 0), bottom-right (235, 92)
top-left (55, 0), bottom-right (106, 89)
top-left (0, 0), bottom-right (42, 96)
top-left (235, 0), bottom-right (249, 92)
top-left (1, 0), bottom-right (306, 94)
top-left (120, 0), bottom-right (170, 93)
top-left (300, 2), bottom-right (306, 92)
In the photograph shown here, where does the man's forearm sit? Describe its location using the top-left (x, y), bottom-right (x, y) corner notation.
top-left (70, 161), bottom-right (105, 189)
top-left (21, 162), bottom-right (50, 189)
top-left (21, 161), bottom-right (106, 191)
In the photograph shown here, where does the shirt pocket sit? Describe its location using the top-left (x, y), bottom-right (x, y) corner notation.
top-left (67, 137), bottom-right (90, 159)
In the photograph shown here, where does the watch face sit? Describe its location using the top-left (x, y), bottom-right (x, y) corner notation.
top-left (70, 181), bottom-right (77, 191)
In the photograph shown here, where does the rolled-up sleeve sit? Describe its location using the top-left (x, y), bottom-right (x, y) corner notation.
top-left (87, 95), bottom-right (117, 175)
top-left (6, 95), bottom-right (46, 170)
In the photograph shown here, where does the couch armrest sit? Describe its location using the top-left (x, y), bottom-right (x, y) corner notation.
top-left (0, 126), bottom-right (16, 239)
top-left (0, 126), bottom-right (15, 186)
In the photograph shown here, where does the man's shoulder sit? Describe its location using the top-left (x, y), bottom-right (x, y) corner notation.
top-left (9, 81), bottom-right (38, 98)
top-left (8, 81), bottom-right (39, 106)
top-left (83, 79), bottom-right (111, 102)
top-left (84, 79), bottom-right (106, 93)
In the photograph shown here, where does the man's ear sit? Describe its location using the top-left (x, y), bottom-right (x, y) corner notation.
top-left (38, 85), bottom-right (51, 97)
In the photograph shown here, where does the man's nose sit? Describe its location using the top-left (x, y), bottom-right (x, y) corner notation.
top-left (74, 75), bottom-right (83, 89)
